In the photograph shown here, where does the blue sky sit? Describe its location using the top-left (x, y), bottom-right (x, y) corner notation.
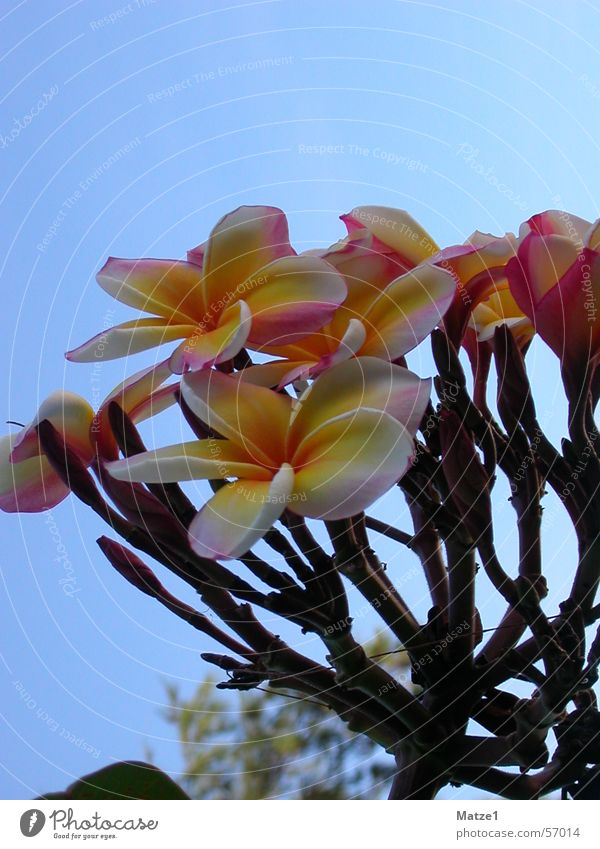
top-left (1, 0), bottom-right (600, 800)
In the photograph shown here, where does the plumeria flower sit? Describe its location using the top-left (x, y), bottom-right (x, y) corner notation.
top-left (0, 363), bottom-right (182, 514)
top-left (468, 280), bottom-right (534, 349)
top-left (0, 392), bottom-right (94, 512)
top-left (242, 206), bottom-right (455, 387)
top-left (106, 357), bottom-right (431, 560)
top-left (433, 212), bottom-right (595, 352)
top-left (432, 230), bottom-right (529, 349)
top-left (66, 206), bottom-right (347, 374)
top-left (506, 210), bottom-right (600, 392)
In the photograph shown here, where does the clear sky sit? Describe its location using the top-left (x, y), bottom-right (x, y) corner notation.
top-left (1, 0), bottom-right (600, 800)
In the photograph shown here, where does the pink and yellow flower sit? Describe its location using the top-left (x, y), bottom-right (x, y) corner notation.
top-left (246, 206), bottom-right (455, 386)
top-left (0, 392), bottom-right (94, 512)
top-left (106, 357), bottom-right (430, 560)
top-left (506, 210), bottom-right (600, 388)
top-left (66, 206), bottom-right (347, 374)
top-left (0, 363), bottom-right (182, 514)
top-left (468, 280), bottom-right (534, 348)
top-left (435, 212), bottom-right (597, 351)
top-left (432, 230), bottom-right (533, 348)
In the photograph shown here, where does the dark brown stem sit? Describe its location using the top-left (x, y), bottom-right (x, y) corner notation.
top-left (479, 606), bottom-right (528, 663)
top-left (389, 747), bottom-right (444, 799)
top-left (262, 528), bottom-right (314, 585)
top-left (407, 500), bottom-right (449, 611)
top-left (326, 518), bottom-right (421, 647)
top-left (445, 534), bottom-right (476, 666)
top-left (364, 514), bottom-right (413, 547)
top-left (282, 512), bottom-right (350, 624)
top-left (322, 628), bottom-right (437, 737)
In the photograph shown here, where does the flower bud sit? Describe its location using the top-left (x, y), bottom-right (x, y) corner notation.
top-left (97, 536), bottom-right (165, 598)
top-left (36, 419), bottom-right (105, 513)
top-left (493, 325), bottom-right (536, 434)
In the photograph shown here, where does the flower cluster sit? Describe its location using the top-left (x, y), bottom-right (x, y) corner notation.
top-left (3, 204), bottom-right (599, 561)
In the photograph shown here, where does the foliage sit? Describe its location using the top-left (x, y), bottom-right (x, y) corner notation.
top-left (154, 633), bottom-right (406, 800)
top-left (38, 761), bottom-right (189, 800)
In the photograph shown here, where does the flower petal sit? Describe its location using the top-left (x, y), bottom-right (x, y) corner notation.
top-left (237, 361), bottom-right (312, 388)
top-left (585, 219), bottom-right (600, 251)
top-left (472, 285), bottom-right (534, 344)
top-left (94, 359), bottom-right (175, 458)
top-left (202, 206), bottom-right (296, 309)
top-left (259, 332), bottom-right (332, 364)
top-left (102, 360), bottom-right (173, 419)
top-left (433, 234), bottom-right (519, 346)
top-left (169, 301), bottom-right (251, 373)
top-left (66, 319), bottom-right (195, 363)
top-left (508, 233), bottom-right (581, 310)
top-left (360, 263), bottom-right (455, 359)
top-left (10, 391), bottom-right (94, 464)
top-left (522, 248), bottom-right (600, 366)
top-left (97, 257), bottom-right (205, 322)
top-left (475, 312), bottom-right (533, 344)
top-left (288, 357), bottom-right (430, 453)
top-left (130, 384), bottom-right (179, 425)
top-left (181, 369), bottom-right (292, 467)
top-left (243, 255), bottom-right (347, 347)
top-left (244, 321), bottom-right (367, 390)
top-left (187, 240), bottom-right (206, 268)
top-left (0, 433), bottom-right (69, 513)
top-left (106, 439), bottom-right (269, 484)
top-left (188, 464), bottom-right (294, 559)
top-left (524, 210), bottom-right (591, 241)
top-left (317, 230), bottom-right (411, 307)
top-left (291, 410), bottom-right (415, 520)
top-left (341, 206), bottom-right (439, 265)
top-left (434, 233), bottom-right (517, 286)
top-left (310, 319), bottom-right (367, 371)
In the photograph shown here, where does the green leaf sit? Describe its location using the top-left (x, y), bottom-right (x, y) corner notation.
top-left (37, 760), bottom-right (190, 800)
